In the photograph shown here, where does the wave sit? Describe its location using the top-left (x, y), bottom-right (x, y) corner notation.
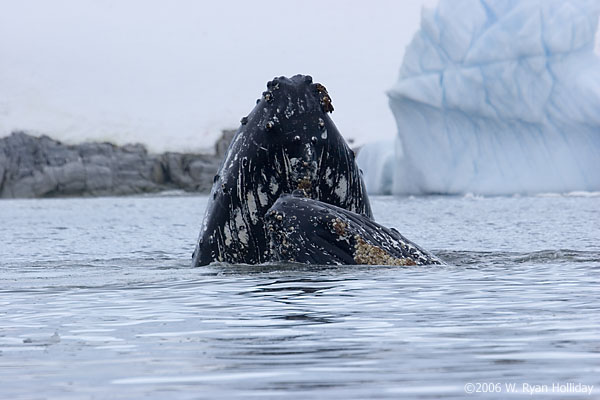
top-left (436, 249), bottom-right (600, 267)
top-left (535, 191), bottom-right (600, 198)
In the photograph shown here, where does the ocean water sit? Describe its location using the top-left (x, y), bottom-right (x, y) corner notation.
top-left (1, 193), bottom-right (599, 399)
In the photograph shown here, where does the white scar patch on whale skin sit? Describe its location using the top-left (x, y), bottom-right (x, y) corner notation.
top-left (325, 167), bottom-right (334, 188)
top-left (233, 210), bottom-right (249, 245)
top-left (335, 176), bottom-right (348, 201)
top-left (284, 95), bottom-right (295, 119)
top-left (304, 143), bottom-right (313, 159)
top-left (223, 224), bottom-right (233, 246)
top-left (246, 192), bottom-right (259, 224)
top-left (272, 152), bottom-right (282, 175)
top-left (281, 151), bottom-right (293, 182)
top-left (269, 176), bottom-right (279, 195)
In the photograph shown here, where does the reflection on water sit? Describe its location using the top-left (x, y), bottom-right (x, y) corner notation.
top-left (1, 195), bottom-right (599, 399)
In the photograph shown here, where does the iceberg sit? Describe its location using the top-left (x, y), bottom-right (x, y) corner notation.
top-left (358, 0), bottom-right (600, 195)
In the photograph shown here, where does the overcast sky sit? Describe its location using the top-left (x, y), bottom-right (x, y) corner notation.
top-left (0, 0), bottom-right (438, 152)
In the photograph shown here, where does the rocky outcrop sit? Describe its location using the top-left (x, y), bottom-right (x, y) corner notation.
top-left (0, 131), bottom-right (225, 198)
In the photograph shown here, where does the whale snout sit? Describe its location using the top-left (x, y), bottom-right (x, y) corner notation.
top-left (289, 157), bottom-right (319, 196)
top-left (265, 194), bottom-right (443, 266)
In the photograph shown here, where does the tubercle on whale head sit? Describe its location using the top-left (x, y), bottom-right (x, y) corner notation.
top-left (313, 83), bottom-right (334, 113)
top-left (254, 75), bottom-right (335, 117)
top-left (231, 75), bottom-right (345, 196)
top-left (265, 76), bottom-right (333, 113)
top-left (237, 75), bottom-right (340, 145)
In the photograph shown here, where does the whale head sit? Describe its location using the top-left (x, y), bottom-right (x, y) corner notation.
top-left (238, 75), bottom-right (341, 198)
top-left (193, 75), bottom-right (371, 266)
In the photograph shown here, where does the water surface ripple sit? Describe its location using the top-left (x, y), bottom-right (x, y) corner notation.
top-left (1, 194), bottom-right (599, 399)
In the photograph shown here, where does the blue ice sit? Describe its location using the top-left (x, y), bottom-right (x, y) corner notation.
top-left (359, 0), bottom-right (600, 195)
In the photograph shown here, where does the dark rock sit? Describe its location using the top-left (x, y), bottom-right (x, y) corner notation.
top-left (84, 164), bottom-right (113, 192)
top-left (0, 131), bottom-right (233, 198)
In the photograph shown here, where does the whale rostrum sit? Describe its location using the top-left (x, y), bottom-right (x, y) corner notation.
top-left (265, 192), bottom-right (442, 266)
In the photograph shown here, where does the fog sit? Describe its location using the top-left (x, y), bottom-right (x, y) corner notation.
top-left (0, 0), bottom-right (437, 152)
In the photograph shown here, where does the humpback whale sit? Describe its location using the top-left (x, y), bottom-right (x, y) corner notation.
top-left (265, 192), bottom-right (442, 265)
top-left (192, 74), bottom-right (441, 267)
top-left (192, 75), bottom-right (371, 266)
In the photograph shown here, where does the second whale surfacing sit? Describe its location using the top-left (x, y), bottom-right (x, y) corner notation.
top-left (192, 75), bottom-right (372, 266)
top-left (265, 192), bottom-right (442, 266)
